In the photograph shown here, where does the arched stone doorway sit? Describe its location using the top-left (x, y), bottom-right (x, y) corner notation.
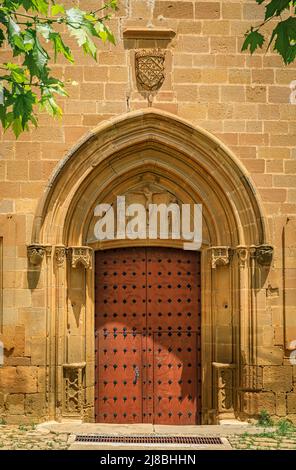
top-left (27, 109), bottom-right (272, 424)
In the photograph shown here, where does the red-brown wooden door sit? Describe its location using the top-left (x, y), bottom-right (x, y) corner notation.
top-left (95, 247), bottom-right (201, 424)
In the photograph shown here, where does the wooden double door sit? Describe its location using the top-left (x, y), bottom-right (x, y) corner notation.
top-left (95, 247), bottom-right (201, 424)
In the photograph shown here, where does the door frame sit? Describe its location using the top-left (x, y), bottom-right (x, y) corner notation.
top-left (93, 245), bottom-right (203, 425)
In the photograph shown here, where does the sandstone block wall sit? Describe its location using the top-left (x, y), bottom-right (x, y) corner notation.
top-left (0, 0), bottom-right (295, 423)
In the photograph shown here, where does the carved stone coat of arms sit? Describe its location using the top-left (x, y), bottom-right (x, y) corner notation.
top-left (135, 49), bottom-right (166, 91)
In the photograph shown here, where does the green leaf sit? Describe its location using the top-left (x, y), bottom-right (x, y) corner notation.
top-left (271, 16), bottom-right (296, 64)
top-left (66, 8), bottom-right (98, 59)
top-left (36, 23), bottom-right (52, 40)
top-left (51, 4), bottom-right (65, 16)
top-left (5, 63), bottom-right (27, 83)
top-left (40, 88), bottom-right (62, 117)
top-left (12, 116), bottom-right (23, 138)
top-left (31, 0), bottom-right (49, 15)
top-left (49, 32), bottom-right (74, 62)
top-left (265, 0), bottom-right (291, 20)
top-left (242, 30), bottom-right (265, 54)
top-left (108, 0), bottom-right (118, 10)
top-left (23, 30), bottom-right (35, 51)
top-left (13, 89), bottom-right (36, 124)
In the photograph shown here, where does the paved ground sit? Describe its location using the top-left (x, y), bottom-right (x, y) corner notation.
top-left (0, 422), bottom-right (296, 450)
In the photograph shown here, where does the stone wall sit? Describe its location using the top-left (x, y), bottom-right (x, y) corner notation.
top-left (0, 0), bottom-right (295, 423)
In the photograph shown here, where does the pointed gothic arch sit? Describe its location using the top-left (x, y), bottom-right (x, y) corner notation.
top-left (28, 109), bottom-right (273, 423)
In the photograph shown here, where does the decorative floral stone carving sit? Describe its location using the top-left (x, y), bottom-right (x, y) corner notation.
top-left (210, 246), bottom-right (231, 269)
top-left (55, 246), bottom-right (67, 267)
top-left (27, 244), bottom-right (46, 266)
top-left (256, 245), bottom-right (273, 266)
top-left (70, 246), bottom-right (93, 269)
top-left (135, 49), bottom-right (166, 91)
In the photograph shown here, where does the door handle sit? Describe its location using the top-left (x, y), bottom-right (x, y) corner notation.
top-left (133, 366), bottom-right (140, 384)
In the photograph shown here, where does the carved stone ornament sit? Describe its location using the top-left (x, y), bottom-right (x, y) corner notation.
top-left (236, 246), bottom-right (249, 268)
top-left (27, 244), bottom-right (46, 266)
top-left (135, 49), bottom-right (166, 91)
top-left (256, 245), bottom-right (273, 266)
top-left (70, 246), bottom-right (93, 269)
top-left (210, 246), bottom-right (231, 269)
top-left (55, 246), bottom-right (67, 267)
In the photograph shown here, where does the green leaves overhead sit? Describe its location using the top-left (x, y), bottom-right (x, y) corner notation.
top-left (0, 1), bottom-right (118, 137)
top-left (271, 17), bottom-right (296, 64)
top-left (66, 8), bottom-right (115, 60)
top-left (242, 0), bottom-right (296, 64)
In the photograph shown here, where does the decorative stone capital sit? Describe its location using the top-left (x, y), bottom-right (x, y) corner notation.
top-left (69, 246), bottom-right (93, 269)
top-left (255, 244), bottom-right (273, 266)
top-left (210, 246), bottom-right (231, 269)
top-left (27, 244), bottom-right (46, 266)
top-left (55, 246), bottom-right (67, 267)
top-left (236, 245), bottom-right (249, 268)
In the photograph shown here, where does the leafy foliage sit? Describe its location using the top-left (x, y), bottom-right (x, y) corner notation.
top-left (257, 409), bottom-right (274, 427)
top-left (0, 0), bottom-right (118, 137)
top-left (242, 0), bottom-right (296, 64)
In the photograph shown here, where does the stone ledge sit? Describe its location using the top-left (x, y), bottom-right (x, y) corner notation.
top-left (123, 28), bottom-right (176, 40)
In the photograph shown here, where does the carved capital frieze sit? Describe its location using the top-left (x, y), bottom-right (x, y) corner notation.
top-left (210, 246), bottom-right (231, 269)
top-left (255, 244), bottom-right (273, 266)
top-left (69, 246), bottom-right (93, 269)
top-left (27, 244), bottom-right (47, 266)
top-left (236, 245), bottom-right (249, 268)
top-left (55, 246), bottom-right (67, 267)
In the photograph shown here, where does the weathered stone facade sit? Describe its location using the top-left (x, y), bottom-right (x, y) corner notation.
top-left (0, 0), bottom-right (295, 424)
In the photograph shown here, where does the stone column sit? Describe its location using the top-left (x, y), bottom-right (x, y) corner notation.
top-left (209, 246), bottom-right (235, 422)
top-left (54, 246), bottom-right (67, 421)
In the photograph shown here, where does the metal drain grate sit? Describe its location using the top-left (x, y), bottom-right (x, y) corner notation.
top-left (75, 435), bottom-right (223, 445)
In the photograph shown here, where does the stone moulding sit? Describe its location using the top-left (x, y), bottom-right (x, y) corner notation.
top-left (123, 28), bottom-right (176, 40)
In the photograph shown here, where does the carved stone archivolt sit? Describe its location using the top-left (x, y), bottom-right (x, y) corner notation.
top-left (210, 246), bottom-right (231, 269)
top-left (69, 246), bottom-right (93, 269)
top-left (135, 49), bottom-right (166, 91)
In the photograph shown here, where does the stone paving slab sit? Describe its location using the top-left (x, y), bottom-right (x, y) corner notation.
top-left (1, 423), bottom-right (296, 450)
top-left (40, 422), bottom-right (267, 437)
